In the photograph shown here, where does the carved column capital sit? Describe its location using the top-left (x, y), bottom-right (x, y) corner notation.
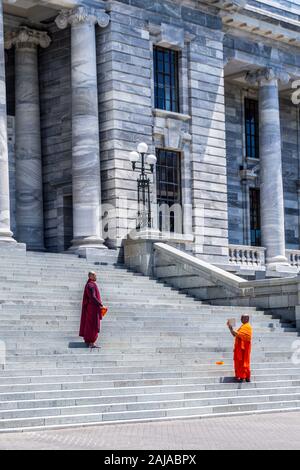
top-left (55, 6), bottom-right (110, 29)
top-left (5, 26), bottom-right (51, 50)
top-left (246, 67), bottom-right (290, 86)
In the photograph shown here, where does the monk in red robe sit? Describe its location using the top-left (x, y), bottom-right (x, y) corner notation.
top-left (79, 271), bottom-right (103, 349)
top-left (227, 315), bottom-right (253, 383)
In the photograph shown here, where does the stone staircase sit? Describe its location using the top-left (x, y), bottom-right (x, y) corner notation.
top-left (0, 250), bottom-right (299, 432)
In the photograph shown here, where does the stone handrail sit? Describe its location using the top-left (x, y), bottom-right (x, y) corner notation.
top-left (152, 242), bottom-right (300, 326)
top-left (229, 245), bottom-right (266, 267)
top-left (124, 239), bottom-right (300, 327)
top-left (154, 242), bottom-right (253, 297)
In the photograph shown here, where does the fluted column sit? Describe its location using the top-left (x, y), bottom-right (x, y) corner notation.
top-left (0, 0), bottom-right (16, 245)
top-left (247, 67), bottom-right (290, 270)
top-left (56, 7), bottom-right (110, 254)
top-left (5, 27), bottom-right (51, 250)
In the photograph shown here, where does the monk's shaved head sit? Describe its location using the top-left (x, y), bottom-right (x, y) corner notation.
top-left (241, 314), bottom-right (250, 324)
top-left (88, 271), bottom-right (97, 281)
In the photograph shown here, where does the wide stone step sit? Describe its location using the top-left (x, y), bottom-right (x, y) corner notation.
top-left (1, 332), bottom-right (296, 342)
top-left (0, 249), bottom-right (298, 430)
top-left (2, 296), bottom-right (199, 304)
top-left (1, 370), bottom-right (300, 396)
top-left (2, 383), bottom-right (300, 416)
top-left (2, 334), bottom-right (296, 345)
top-left (0, 312), bottom-right (282, 322)
top-left (0, 322), bottom-right (286, 332)
top-left (0, 302), bottom-right (259, 312)
top-left (0, 271), bottom-right (152, 279)
top-left (0, 310), bottom-right (267, 319)
top-left (1, 366), bottom-right (300, 386)
top-left (4, 341), bottom-right (295, 353)
top-left (1, 399), bottom-right (300, 431)
top-left (5, 319), bottom-right (279, 329)
top-left (0, 313), bottom-right (281, 323)
top-left (2, 389), bottom-right (300, 421)
top-left (0, 284), bottom-right (185, 293)
top-left (1, 327), bottom-right (296, 337)
top-left (2, 378), bottom-right (300, 405)
top-left (1, 322), bottom-right (288, 332)
top-left (1, 360), bottom-right (296, 377)
top-left (3, 351), bottom-right (294, 366)
top-left (3, 356), bottom-right (293, 371)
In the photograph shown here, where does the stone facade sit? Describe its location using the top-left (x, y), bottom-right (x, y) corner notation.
top-left (1, 0), bottom-right (300, 274)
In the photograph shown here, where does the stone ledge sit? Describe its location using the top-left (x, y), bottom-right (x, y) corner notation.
top-left (129, 229), bottom-right (194, 244)
top-left (153, 109), bottom-right (191, 122)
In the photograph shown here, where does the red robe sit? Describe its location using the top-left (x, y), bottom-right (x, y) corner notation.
top-left (79, 280), bottom-right (103, 344)
top-left (234, 323), bottom-right (253, 380)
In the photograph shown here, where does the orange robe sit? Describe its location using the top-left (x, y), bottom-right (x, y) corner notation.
top-left (234, 323), bottom-right (253, 380)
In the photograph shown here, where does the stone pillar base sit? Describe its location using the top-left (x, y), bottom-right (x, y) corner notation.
top-left (266, 262), bottom-right (298, 278)
top-left (0, 240), bottom-right (26, 253)
top-left (0, 230), bottom-right (16, 244)
top-left (69, 236), bottom-right (107, 258)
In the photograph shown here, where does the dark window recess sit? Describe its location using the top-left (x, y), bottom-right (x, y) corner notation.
top-left (63, 195), bottom-right (73, 251)
top-left (154, 46), bottom-right (179, 113)
top-left (245, 98), bottom-right (259, 159)
top-left (156, 149), bottom-right (182, 233)
top-left (250, 188), bottom-right (261, 247)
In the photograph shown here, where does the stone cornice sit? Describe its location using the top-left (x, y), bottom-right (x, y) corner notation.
top-left (199, 0), bottom-right (247, 12)
top-left (222, 9), bottom-right (300, 49)
top-left (55, 6), bottom-right (110, 29)
top-left (246, 67), bottom-right (291, 85)
top-left (5, 26), bottom-right (51, 50)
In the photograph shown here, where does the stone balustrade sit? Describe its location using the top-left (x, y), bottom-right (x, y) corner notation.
top-left (229, 245), bottom-right (266, 267)
top-left (229, 245), bottom-right (300, 271)
top-left (286, 250), bottom-right (300, 269)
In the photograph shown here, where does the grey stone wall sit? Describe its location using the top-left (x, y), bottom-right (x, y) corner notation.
top-left (39, 26), bottom-right (72, 252)
top-left (96, 0), bottom-right (153, 249)
top-left (4, 0), bottom-right (300, 259)
top-left (224, 82), bottom-right (244, 246)
top-left (96, 0), bottom-right (229, 261)
top-left (188, 19), bottom-right (229, 263)
top-left (225, 82), bottom-right (300, 250)
top-left (281, 98), bottom-right (300, 249)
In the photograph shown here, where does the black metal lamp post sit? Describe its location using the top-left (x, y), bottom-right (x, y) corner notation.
top-left (129, 143), bottom-right (157, 230)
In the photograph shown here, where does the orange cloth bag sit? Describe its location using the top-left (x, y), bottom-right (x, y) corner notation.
top-left (100, 306), bottom-right (108, 318)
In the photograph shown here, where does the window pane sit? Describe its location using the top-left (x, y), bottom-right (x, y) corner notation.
top-left (245, 98), bottom-right (259, 159)
top-left (250, 188), bottom-right (261, 246)
top-left (157, 149), bottom-right (182, 233)
top-left (154, 46), bottom-right (179, 113)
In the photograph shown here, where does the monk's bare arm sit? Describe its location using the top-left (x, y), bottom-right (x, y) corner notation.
top-left (89, 286), bottom-right (103, 308)
top-left (228, 325), bottom-right (238, 338)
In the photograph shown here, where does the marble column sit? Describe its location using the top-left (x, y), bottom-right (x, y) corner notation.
top-left (0, 0), bottom-right (16, 245)
top-left (56, 7), bottom-right (110, 254)
top-left (5, 27), bottom-right (51, 250)
top-left (246, 67), bottom-right (291, 270)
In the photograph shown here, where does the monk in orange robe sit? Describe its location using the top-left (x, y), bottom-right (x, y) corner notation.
top-left (227, 315), bottom-right (253, 383)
